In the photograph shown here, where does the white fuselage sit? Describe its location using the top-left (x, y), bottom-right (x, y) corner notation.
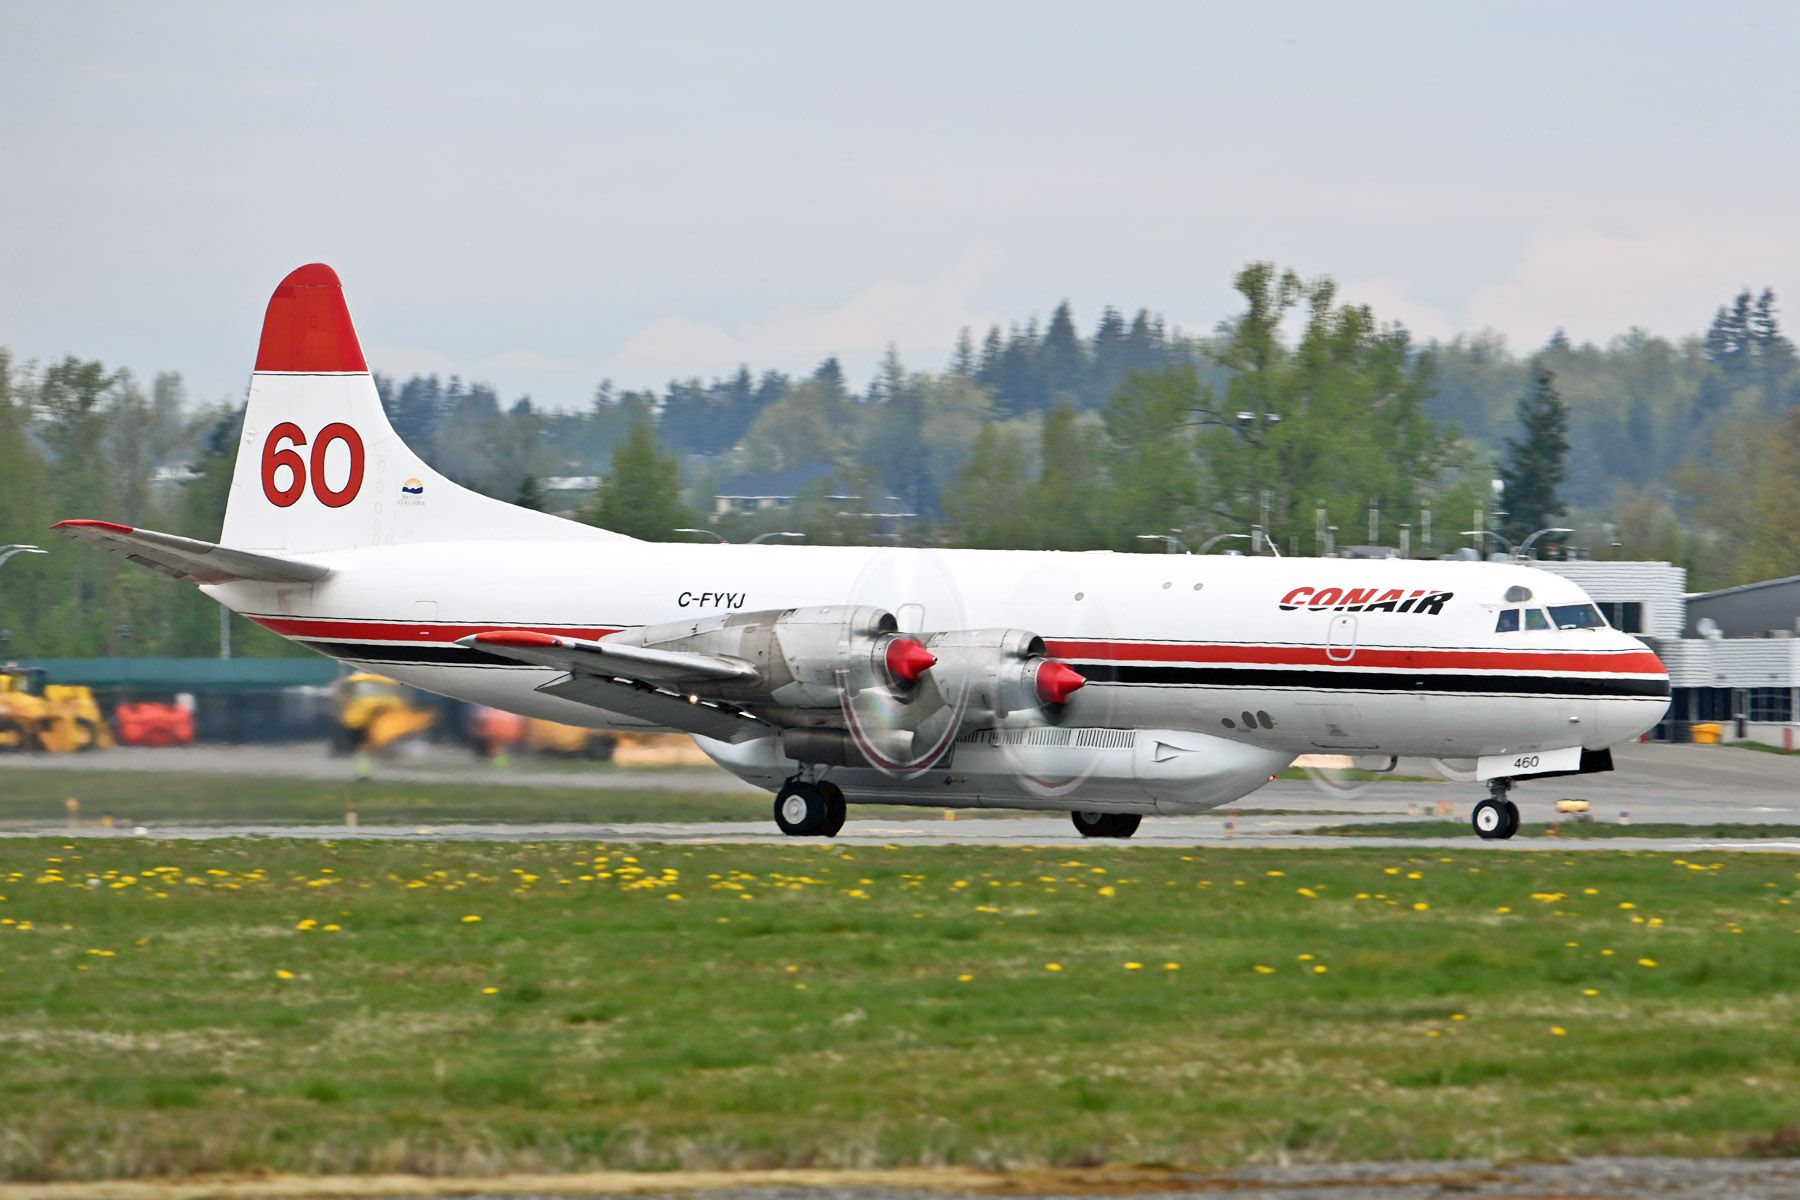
top-left (207, 541), bottom-right (1669, 815)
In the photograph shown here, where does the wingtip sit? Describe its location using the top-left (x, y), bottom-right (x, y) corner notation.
top-left (53, 519), bottom-right (134, 535)
top-left (466, 630), bottom-right (565, 650)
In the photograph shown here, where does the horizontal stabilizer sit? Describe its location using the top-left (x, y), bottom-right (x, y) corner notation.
top-left (52, 520), bottom-right (330, 585)
top-left (459, 630), bottom-right (758, 685)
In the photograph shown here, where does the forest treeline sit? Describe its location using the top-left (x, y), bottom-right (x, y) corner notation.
top-left (3, 262), bottom-right (1799, 658)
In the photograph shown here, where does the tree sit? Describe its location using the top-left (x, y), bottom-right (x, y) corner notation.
top-left (1498, 364), bottom-right (1570, 545)
top-left (515, 473), bottom-right (547, 511)
top-left (580, 413), bottom-right (690, 539)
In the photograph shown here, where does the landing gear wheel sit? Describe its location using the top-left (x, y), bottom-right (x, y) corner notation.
top-left (819, 780), bottom-right (847, 837)
top-left (1071, 811), bottom-right (1142, 839)
top-left (1472, 797), bottom-right (1515, 840)
top-left (774, 780), bottom-right (831, 837)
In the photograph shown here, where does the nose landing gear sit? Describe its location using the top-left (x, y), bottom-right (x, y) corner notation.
top-left (774, 778), bottom-right (848, 837)
top-left (1471, 779), bottom-right (1521, 840)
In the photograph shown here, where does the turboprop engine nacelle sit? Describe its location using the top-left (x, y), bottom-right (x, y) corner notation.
top-left (604, 605), bottom-right (936, 712)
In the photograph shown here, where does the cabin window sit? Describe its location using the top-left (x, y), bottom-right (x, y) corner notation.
top-left (1549, 603), bottom-right (1606, 630)
top-left (1524, 608), bottom-right (1550, 631)
top-left (1495, 609), bottom-right (1520, 633)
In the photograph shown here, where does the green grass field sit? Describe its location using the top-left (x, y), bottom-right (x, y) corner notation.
top-left (0, 767), bottom-right (761, 828)
top-left (0, 838), bottom-right (1795, 1181)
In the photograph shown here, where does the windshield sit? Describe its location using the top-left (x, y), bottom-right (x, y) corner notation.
top-left (1549, 603), bottom-right (1607, 630)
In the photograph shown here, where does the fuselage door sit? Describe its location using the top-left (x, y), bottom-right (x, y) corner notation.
top-left (1326, 614), bottom-right (1358, 663)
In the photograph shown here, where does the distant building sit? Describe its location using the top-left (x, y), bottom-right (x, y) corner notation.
top-left (712, 464), bottom-right (838, 516)
top-left (1530, 559), bottom-right (1799, 745)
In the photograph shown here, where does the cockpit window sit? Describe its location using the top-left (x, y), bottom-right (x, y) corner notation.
top-left (1495, 609), bottom-right (1520, 633)
top-left (1549, 603), bottom-right (1606, 630)
top-left (1524, 608), bottom-right (1550, 631)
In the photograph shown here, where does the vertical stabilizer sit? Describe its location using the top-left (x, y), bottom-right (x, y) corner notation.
top-left (220, 264), bottom-right (628, 554)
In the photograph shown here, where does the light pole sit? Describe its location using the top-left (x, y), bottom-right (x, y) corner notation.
top-left (750, 531), bottom-right (805, 544)
top-left (1517, 527), bottom-right (1573, 560)
top-left (673, 528), bottom-right (726, 543)
top-left (1134, 533), bottom-right (1190, 554)
top-left (0, 544), bottom-right (47, 569)
top-left (1197, 532), bottom-right (1250, 554)
top-left (1460, 529), bottom-right (1513, 557)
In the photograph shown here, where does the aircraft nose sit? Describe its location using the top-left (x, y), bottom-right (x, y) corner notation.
top-left (1594, 637), bottom-right (1670, 745)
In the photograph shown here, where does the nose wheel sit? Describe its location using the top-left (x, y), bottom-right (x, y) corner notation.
top-left (1472, 781), bottom-right (1521, 840)
top-left (774, 778), bottom-right (848, 837)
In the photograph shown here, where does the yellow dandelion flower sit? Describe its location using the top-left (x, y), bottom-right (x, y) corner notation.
top-left (1253, 964), bottom-right (1275, 974)
top-left (1123, 961), bottom-right (1143, 970)
top-left (1045, 962), bottom-right (1063, 972)
top-left (1097, 885), bottom-right (1117, 898)
top-left (1618, 901), bottom-right (1636, 910)
top-left (1163, 962), bottom-right (1180, 971)
top-left (957, 973), bottom-right (973, 982)
top-left (461, 914), bottom-right (482, 924)
top-left (1451, 1013), bottom-right (1467, 1021)
top-left (1638, 957), bottom-right (1657, 968)
top-left (1312, 964), bottom-right (1328, 974)
top-left (1550, 1026), bottom-right (1567, 1036)
top-left (1298, 953), bottom-right (1315, 961)
top-left (323, 924), bottom-right (341, 932)
top-left (1266, 869), bottom-right (1285, 877)
top-left (1412, 901), bottom-right (1430, 911)
top-left (482, 986), bottom-right (499, 995)
top-left (1583, 988), bottom-right (1600, 996)
top-left (275, 969), bottom-right (295, 981)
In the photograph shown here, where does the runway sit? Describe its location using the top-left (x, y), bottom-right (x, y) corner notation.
top-left (2, 741), bottom-right (1795, 850)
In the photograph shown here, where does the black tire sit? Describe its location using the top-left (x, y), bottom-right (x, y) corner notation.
top-left (72, 717), bottom-right (101, 752)
top-left (1472, 797), bottom-right (1510, 839)
top-left (1501, 798), bottom-right (1521, 839)
top-left (0, 717), bottom-right (32, 753)
top-left (1071, 811), bottom-right (1142, 839)
top-left (818, 781), bottom-right (847, 837)
top-left (773, 780), bottom-right (831, 836)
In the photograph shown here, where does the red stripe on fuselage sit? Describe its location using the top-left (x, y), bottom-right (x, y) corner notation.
top-left (249, 616), bottom-right (621, 642)
top-left (1044, 639), bottom-right (1667, 676)
top-left (250, 615), bottom-right (1664, 677)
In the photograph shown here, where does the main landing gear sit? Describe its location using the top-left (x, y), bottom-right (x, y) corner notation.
top-left (1471, 779), bottom-right (1521, 840)
top-left (1071, 810), bottom-right (1141, 839)
top-left (774, 778), bottom-right (847, 838)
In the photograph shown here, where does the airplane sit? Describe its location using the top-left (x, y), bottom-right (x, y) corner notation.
top-left (57, 264), bottom-right (1671, 840)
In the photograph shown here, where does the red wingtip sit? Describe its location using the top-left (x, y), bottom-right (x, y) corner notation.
top-left (884, 637), bottom-right (937, 684)
top-left (471, 630), bottom-right (564, 649)
top-left (53, 519), bottom-right (135, 535)
top-left (253, 263), bottom-right (368, 373)
top-left (1034, 661), bottom-right (1087, 706)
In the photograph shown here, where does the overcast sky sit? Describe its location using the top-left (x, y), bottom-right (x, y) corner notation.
top-left (5, 2), bottom-right (1799, 409)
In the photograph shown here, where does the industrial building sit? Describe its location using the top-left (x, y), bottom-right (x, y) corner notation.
top-left (1533, 560), bottom-right (1800, 746)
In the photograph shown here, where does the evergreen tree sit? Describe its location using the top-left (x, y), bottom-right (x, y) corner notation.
top-left (1498, 364), bottom-right (1570, 546)
top-left (580, 413), bottom-right (691, 539)
top-left (515, 472), bottom-right (547, 511)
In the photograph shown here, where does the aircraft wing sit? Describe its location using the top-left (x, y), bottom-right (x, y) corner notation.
top-left (53, 520), bottom-right (331, 585)
top-left (458, 630), bottom-right (775, 744)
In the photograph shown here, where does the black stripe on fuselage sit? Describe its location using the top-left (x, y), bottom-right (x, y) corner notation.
top-left (300, 639), bottom-right (1669, 698)
top-left (1069, 662), bottom-right (1670, 699)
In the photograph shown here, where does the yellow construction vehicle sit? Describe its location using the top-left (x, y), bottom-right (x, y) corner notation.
top-left (331, 672), bottom-right (436, 755)
top-left (0, 665), bottom-right (114, 754)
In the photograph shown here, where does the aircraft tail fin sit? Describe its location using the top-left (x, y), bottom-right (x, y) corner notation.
top-left (219, 264), bottom-right (630, 555)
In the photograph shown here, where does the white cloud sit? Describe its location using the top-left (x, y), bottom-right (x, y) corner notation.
top-left (605, 245), bottom-right (1003, 382)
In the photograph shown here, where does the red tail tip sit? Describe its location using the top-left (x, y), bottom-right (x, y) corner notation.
top-left (1035, 661), bottom-right (1086, 705)
top-left (254, 263), bottom-right (368, 373)
top-left (885, 637), bottom-right (937, 684)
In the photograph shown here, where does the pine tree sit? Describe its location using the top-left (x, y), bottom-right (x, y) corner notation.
top-left (1498, 364), bottom-right (1570, 546)
top-left (580, 414), bottom-right (691, 539)
top-left (515, 473), bottom-right (547, 511)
